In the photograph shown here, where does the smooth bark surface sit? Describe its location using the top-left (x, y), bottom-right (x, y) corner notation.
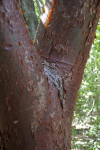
top-left (0, 0), bottom-right (100, 150)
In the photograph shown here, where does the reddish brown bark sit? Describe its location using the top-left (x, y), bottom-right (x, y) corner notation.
top-left (34, 0), bottom-right (100, 149)
top-left (0, 1), bottom-right (48, 149)
top-left (0, 0), bottom-right (100, 150)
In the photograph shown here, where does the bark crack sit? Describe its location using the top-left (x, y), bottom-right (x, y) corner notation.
top-left (43, 61), bottom-right (66, 112)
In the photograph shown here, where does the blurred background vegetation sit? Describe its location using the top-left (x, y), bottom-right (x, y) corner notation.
top-left (33, 0), bottom-right (45, 22)
top-left (26, 0), bottom-right (100, 149)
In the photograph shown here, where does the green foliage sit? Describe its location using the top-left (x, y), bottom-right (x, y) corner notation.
top-left (33, 0), bottom-right (45, 22)
top-left (72, 21), bottom-right (100, 149)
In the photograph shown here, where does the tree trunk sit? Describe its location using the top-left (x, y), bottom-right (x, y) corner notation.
top-left (0, 1), bottom-right (48, 149)
top-left (34, 0), bottom-right (100, 149)
top-left (0, 0), bottom-right (100, 150)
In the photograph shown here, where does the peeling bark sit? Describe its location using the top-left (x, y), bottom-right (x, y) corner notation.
top-left (0, 0), bottom-right (100, 150)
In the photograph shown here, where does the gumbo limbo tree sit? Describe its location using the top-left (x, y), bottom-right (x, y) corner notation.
top-left (0, 0), bottom-right (100, 149)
